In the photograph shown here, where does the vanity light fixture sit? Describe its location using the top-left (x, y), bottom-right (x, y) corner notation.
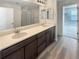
top-left (37, 0), bottom-right (47, 4)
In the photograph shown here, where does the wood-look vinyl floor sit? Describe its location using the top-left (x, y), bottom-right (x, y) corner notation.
top-left (37, 37), bottom-right (78, 59)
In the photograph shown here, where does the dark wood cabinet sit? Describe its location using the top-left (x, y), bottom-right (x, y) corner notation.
top-left (0, 26), bottom-right (56, 59)
top-left (45, 26), bottom-right (56, 46)
top-left (25, 39), bottom-right (37, 59)
top-left (37, 30), bottom-right (47, 55)
top-left (45, 30), bottom-right (50, 46)
top-left (37, 42), bottom-right (46, 55)
top-left (3, 48), bottom-right (24, 59)
top-left (37, 35), bottom-right (46, 47)
top-left (37, 34), bottom-right (46, 55)
top-left (50, 27), bottom-right (56, 43)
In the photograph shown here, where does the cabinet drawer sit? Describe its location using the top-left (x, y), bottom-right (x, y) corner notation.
top-left (37, 31), bottom-right (46, 38)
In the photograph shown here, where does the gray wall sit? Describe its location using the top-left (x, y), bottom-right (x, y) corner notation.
top-left (57, 1), bottom-right (63, 36)
top-left (57, 0), bottom-right (77, 36)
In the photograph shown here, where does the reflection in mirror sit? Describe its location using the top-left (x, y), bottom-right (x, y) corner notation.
top-left (21, 3), bottom-right (40, 26)
top-left (0, 2), bottom-right (40, 31)
top-left (41, 9), bottom-right (47, 19)
top-left (0, 7), bottom-right (14, 30)
top-left (47, 8), bottom-right (54, 19)
top-left (41, 8), bottom-right (54, 20)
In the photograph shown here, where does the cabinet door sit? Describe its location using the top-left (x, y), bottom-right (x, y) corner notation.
top-left (50, 27), bottom-right (55, 43)
top-left (46, 32), bottom-right (50, 46)
top-left (25, 40), bottom-right (37, 59)
top-left (37, 35), bottom-right (46, 55)
top-left (3, 48), bottom-right (24, 59)
top-left (37, 42), bottom-right (46, 55)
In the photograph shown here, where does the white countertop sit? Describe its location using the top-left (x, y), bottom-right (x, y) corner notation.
top-left (0, 23), bottom-right (56, 51)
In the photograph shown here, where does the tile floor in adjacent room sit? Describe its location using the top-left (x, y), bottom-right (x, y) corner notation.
top-left (37, 37), bottom-right (78, 59)
top-left (63, 24), bottom-right (77, 39)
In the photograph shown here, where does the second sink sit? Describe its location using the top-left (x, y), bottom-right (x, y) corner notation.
top-left (12, 32), bottom-right (27, 39)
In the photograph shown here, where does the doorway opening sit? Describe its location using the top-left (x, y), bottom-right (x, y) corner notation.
top-left (63, 4), bottom-right (77, 39)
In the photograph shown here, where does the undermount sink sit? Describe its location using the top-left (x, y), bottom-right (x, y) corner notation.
top-left (12, 32), bottom-right (27, 39)
top-left (40, 24), bottom-right (49, 27)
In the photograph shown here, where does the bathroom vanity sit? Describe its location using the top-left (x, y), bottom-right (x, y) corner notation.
top-left (0, 24), bottom-right (56, 59)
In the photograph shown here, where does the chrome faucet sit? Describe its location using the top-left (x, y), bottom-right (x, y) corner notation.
top-left (12, 22), bottom-right (20, 33)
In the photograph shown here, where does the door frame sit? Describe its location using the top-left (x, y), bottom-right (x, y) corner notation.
top-left (62, 4), bottom-right (77, 38)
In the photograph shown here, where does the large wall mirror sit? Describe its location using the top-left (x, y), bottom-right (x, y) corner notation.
top-left (21, 2), bottom-right (39, 26)
top-left (0, 1), bottom-right (40, 32)
top-left (41, 8), bottom-right (54, 20)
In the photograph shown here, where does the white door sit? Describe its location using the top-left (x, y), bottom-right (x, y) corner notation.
top-left (63, 5), bottom-right (77, 39)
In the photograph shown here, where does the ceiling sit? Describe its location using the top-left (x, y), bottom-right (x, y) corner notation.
top-left (0, 0), bottom-right (76, 6)
top-left (57, 0), bottom-right (76, 5)
top-left (0, 0), bottom-right (31, 4)
top-left (0, 0), bottom-right (37, 6)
